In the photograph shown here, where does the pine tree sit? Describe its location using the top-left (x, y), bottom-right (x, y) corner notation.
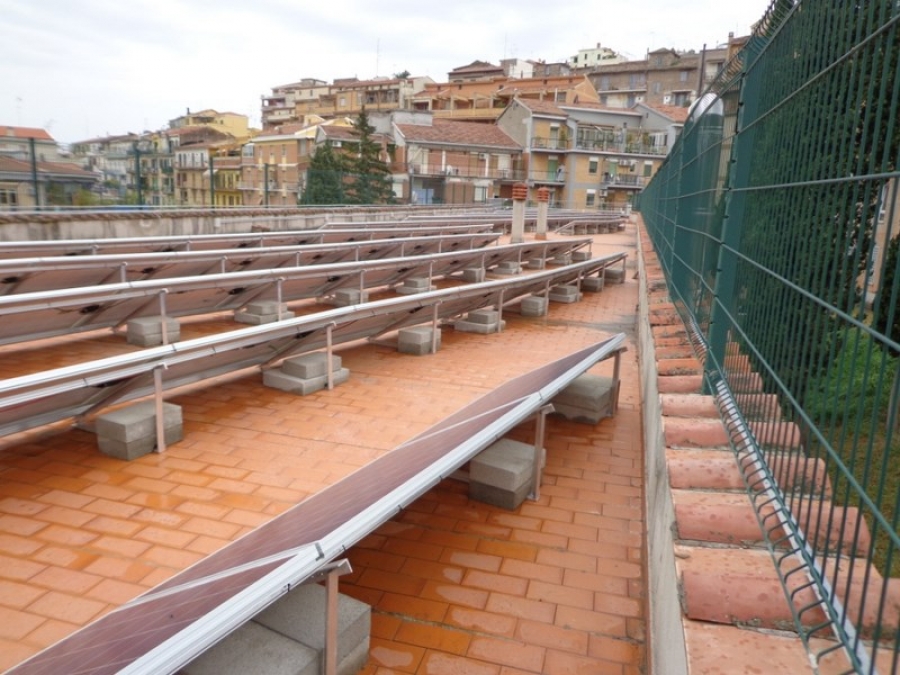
top-left (343, 109), bottom-right (395, 205)
top-left (301, 141), bottom-right (346, 205)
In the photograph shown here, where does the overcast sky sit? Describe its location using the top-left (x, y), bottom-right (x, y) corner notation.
top-left (1, 0), bottom-right (771, 145)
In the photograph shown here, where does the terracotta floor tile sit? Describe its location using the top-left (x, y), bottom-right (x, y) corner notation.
top-left (368, 636), bottom-right (427, 673)
top-left (544, 649), bottom-right (624, 675)
top-left (26, 590), bottom-right (108, 625)
top-left (467, 636), bottom-right (545, 672)
top-left (0, 227), bottom-right (650, 673)
top-left (417, 650), bottom-right (500, 675)
top-left (394, 620), bottom-right (472, 656)
top-left (443, 606), bottom-right (518, 638)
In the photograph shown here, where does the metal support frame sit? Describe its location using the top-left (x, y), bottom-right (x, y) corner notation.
top-left (326, 323), bottom-right (336, 391)
top-left (530, 404), bottom-right (554, 501)
top-left (153, 365), bottom-right (167, 453)
top-left (158, 290), bottom-right (169, 345)
top-left (431, 302), bottom-right (441, 354)
top-left (276, 278), bottom-right (285, 321)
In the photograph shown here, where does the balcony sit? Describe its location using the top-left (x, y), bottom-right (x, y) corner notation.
top-left (404, 163), bottom-right (524, 181)
top-left (575, 138), bottom-right (668, 156)
top-left (601, 174), bottom-right (644, 189)
top-left (529, 170), bottom-right (566, 184)
top-left (530, 136), bottom-right (571, 151)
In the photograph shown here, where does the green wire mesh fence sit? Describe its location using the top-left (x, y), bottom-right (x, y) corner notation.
top-left (638, 1), bottom-right (900, 672)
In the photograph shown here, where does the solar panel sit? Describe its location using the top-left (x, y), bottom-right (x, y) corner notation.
top-left (7, 334), bottom-right (625, 675)
top-left (0, 232), bottom-right (502, 295)
top-left (0, 239), bottom-right (601, 346)
top-left (0, 256), bottom-right (627, 438)
top-left (0, 224), bottom-right (495, 259)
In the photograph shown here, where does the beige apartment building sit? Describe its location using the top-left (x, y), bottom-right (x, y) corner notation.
top-left (497, 98), bottom-right (684, 210)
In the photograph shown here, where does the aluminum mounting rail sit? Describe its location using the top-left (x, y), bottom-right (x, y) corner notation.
top-left (0, 255), bottom-right (627, 438)
top-left (0, 223), bottom-right (496, 259)
top-left (0, 238), bottom-right (598, 346)
top-left (0, 231), bottom-right (503, 295)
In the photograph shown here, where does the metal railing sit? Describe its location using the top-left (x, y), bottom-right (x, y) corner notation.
top-left (638, 1), bottom-right (900, 673)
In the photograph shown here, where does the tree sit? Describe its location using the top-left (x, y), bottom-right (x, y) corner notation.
top-left (301, 141), bottom-right (346, 205)
top-left (393, 70), bottom-right (411, 79)
top-left (343, 108), bottom-right (395, 205)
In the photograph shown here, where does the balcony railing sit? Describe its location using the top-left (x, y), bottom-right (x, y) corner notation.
top-left (575, 138), bottom-right (668, 155)
top-left (601, 174), bottom-right (644, 188)
top-left (404, 163), bottom-right (525, 181)
top-left (531, 137), bottom-right (571, 151)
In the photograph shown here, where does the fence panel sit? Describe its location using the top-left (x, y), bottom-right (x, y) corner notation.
top-left (640, 2), bottom-right (900, 672)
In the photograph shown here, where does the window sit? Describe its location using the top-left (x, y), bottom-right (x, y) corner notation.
top-left (653, 82), bottom-right (662, 95)
top-left (680, 70), bottom-right (690, 82)
top-left (644, 161), bottom-right (653, 177)
top-left (588, 158), bottom-right (599, 174)
top-left (586, 189), bottom-right (596, 207)
top-left (281, 144), bottom-right (286, 157)
top-left (0, 189), bottom-right (18, 207)
top-left (598, 76), bottom-right (611, 91)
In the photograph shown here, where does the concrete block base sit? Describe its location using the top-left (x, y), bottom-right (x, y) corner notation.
top-left (96, 401), bottom-right (183, 460)
top-left (527, 258), bottom-right (546, 270)
top-left (181, 621), bottom-right (319, 675)
top-left (552, 374), bottom-right (617, 424)
top-left (264, 352), bottom-right (349, 395)
top-left (462, 268), bottom-right (486, 283)
top-left (604, 267), bottom-right (626, 284)
top-left (549, 253), bottom-right (572, 266)
top-left (395, 277), bottom-right (434, 295)
top-left (184, 583), bottom-right (371, 675)
top-left (493, 261), bottom-right (521, 275)
top-left (398, 326), bottom-right (441, 355)
top-left (520, 296), bottom-right (548, 317)
top-left (454, 309), bottom-right (505, 334)
top-left (469, 438), bottom-right (538, 510)
top-left (571, 250), bottom-right (592, 262)
top-left (331, 289), bottom-right (369, 306)
top-left (581, 277), bottom-right (605, 292)
top-left (548, 285), bottom-right (582, 303)
top-left (126, 316), bottom-right (180, 347)
top-left (235, 301), bottom-right (295, 325)
top-left (254, 583), bottom-right (371, 675)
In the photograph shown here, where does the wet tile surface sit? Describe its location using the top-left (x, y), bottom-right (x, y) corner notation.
top-left (0, 225), bottom-right (646, 674)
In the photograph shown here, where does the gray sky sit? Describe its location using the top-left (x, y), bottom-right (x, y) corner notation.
top-left (0, 0), bottom-right (771, 144)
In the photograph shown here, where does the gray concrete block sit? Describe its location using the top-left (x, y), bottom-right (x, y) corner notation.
top-left (469, 480), bottom-right (532, 511)
top-left (493, 261), bottom-right (521, 275)
top-left (398, 326), bottom-right (441, 355)
top-left (462, 268), bottom-right (486, 282)
top-left (571, 250), bottom-right (592, 262)
top-left (581, 277), bottom-right (605, 292)
top-left (332, 289), bottom-right (369, 306)
top-left (396, 277), bottom-right (434, 295)
top-left (548, 285), bottom-right (582, 303)
top-left (181, 621), bottom-right (319, 675)
top-left (234, 309), bottom-right (296, 325)
top-left (469, 438), bottom-right (535, 491)
top-left (126, 316), bottom-right (180, 346)
top-left (282, 353), bottom-right (342, 380)
top-left (520, 296), bottom-right (548, 317)
top-left (254, 583), bottom-right (371, 675)
top-left (549, 253), bottom-right (571, 266)
top-left (263, 367), bottom-right (350, 395)
top-left (454, 318), bottom-right (505, 334)
top-left (95, 401), bottom-right (183, 460)
top-left (604, 267), bottom-right (626, 283)
top-left (527, 258), bottom-right (546, 269)
top-left (246, 300), bottom-right (290, 315)
top-left (552, 374), bottom-right (616, 423)
top-left (466, 309), bottom-right (500, 325)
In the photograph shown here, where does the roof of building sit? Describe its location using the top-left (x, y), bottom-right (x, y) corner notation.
top-left (0, 155), bottom-right (95, 178)
top-left (395, 119), bottom-right (520, 149)
top-left (1, 126), bottom-right (55, 142)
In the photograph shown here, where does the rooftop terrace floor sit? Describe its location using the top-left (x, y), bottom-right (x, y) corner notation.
top-left (0, 224), bottom-right (645, 675)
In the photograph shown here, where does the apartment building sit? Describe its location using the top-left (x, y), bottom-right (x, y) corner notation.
top-left (410, 74), bottom-right (599, 123)
top-left (168, 108), bottom-right (251, 139)
top-left (568, 42), bottom-right (625, 69)
top-left (585, 34), bottom-right (746, 109)
top-left (261, 78), bottom-right (330, 128)
top-left (285, 76), bottom-right (434, 123)
top-left (496, 98), bottom-right (681, 210)
top-left (240, 118), bottom-right (357, 207)
top-left (390, 112), bottom-right (523, 204)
